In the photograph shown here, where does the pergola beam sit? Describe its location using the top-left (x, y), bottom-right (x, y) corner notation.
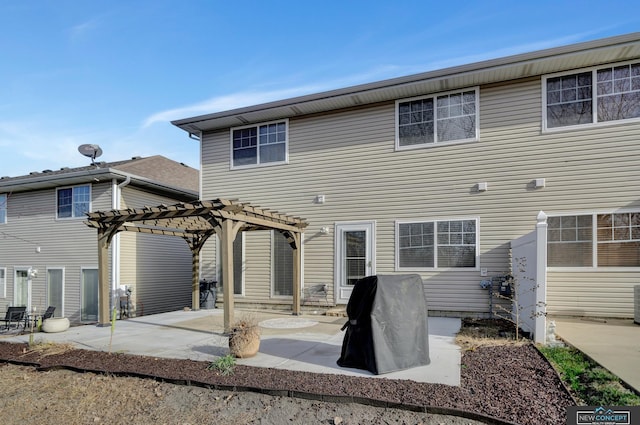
top-left (85, 199), bottom-right (307, 329)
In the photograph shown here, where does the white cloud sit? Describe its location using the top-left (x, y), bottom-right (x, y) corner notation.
top-left (68, 17), bottom-right (101, 42)
top-left (141, 84), bottom-right (336, 128)
top-left (141, 66), bottom-right (423, 130)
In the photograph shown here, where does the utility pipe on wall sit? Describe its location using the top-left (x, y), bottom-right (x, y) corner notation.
top-left (111, 176), bottom-right (131, 309)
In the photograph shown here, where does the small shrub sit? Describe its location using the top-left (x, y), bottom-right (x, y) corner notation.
top-left (207, 354), bottom-right (236, 376)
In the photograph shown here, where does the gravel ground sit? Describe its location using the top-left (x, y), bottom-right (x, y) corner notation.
top-left (0, 340), bottom-right (574, 425)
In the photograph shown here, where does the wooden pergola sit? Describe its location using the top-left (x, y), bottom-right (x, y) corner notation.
top-left (85, 199), bottom-right (308, 331)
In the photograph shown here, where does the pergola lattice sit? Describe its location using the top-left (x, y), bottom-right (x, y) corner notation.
top-left (85, 199), bottom-right (308, 331)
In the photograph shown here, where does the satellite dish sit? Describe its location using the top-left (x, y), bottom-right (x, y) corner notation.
top-left (78, 144), bottom-right (103, 165)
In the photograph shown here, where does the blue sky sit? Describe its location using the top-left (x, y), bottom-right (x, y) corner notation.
top-left (0, 1), bottom-right (638, 177)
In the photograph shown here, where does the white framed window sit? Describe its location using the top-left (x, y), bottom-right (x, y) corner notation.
top-left (272, 231), bottom-right (293, 297)
top-left (543, 60), bottom-right (640, 130)
top-left (396, 218), bottom-right (478, 270)
top-left (231, 119), bottom-right (288, 169)
top-left (57, 184), bottom-right (91, 219)
top-left (548, 211), bottom-right (640, 268)
top-left (547, 215), bottom-right (593, 267)
top-left (0, 267), bottom-right (6, 298)
top-left (396, 87), bottom-right (479, 150)
top-left (0, 193), bottom-right (6, 224)
top-left (47, 267), bottom-right (64, 318)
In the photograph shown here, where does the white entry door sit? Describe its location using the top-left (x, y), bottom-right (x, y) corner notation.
top-left (334, 221), bottom-right (375, 304)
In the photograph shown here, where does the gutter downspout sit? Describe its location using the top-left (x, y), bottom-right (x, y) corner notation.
top-left (111, 176), bottom-right (131, 311)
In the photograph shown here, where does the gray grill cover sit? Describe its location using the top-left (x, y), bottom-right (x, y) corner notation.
top-left (337, 274), bottom-right (430, 374)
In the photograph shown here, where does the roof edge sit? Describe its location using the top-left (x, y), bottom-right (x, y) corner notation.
top-left (172, 32), bottom-right (640, 129)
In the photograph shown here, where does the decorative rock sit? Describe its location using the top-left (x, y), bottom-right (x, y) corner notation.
top-left (42, 317), bottom-right (70, 333)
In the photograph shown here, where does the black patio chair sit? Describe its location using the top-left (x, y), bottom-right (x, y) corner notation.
top-left (42, 306), bottom-right (56, 320)
top-left (1, 306), bottom-right (27, 331)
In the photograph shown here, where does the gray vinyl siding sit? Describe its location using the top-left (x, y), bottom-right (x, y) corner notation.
top-left (0, 183), bottom-right (112, 323)
top-left (200, 76), bottom-right (640, 317)
top-left (119, 187), bottom-right (192, 316)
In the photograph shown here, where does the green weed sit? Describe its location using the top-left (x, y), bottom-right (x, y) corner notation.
top-left (539, 346), bottom-right (640, 406)
top-left (207, 354), bottom-right (236, 376)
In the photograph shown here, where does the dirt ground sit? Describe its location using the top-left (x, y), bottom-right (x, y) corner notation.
top-left (0, 319), bottom-right (573, 424)
top-left (0, 363), bottom-right (490, 425)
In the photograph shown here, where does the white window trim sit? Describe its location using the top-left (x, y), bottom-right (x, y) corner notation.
top-left (0, 267), bottom-right (6, 298)
top-left (46, 266), bottom-right (65, 317)
top-left (56, 184), bottom-right (92, 220)
top-left (547, 209), bottom-right (640, 271)
top-left (0, 193), bottom-right (7, 224)
top-left (270, 230), bottom-right (293, 299)
top-left (395, 87), bottom-right (480, 151)
top-left (542, 59), bottom-right (640, 133)
top-left (229, 118), bottom-right (289, 170)
top-left (395, 217), bottom-right (480, 271)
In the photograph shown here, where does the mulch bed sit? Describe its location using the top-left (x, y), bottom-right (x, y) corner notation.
top-left (0, 341), bottom-right (574, 425)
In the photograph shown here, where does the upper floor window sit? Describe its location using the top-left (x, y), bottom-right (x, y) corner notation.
top-left (396, 218), bottom-right (478, 270)
top-left (0, 193), bottom-right (6, 224)
top-left (544, 61), bottom-right (640, 130)
top-left (57, 185), bottom-right (90, 219)
top-left (231, 120), bottom-right (288, 168)
top-left (548, 212), bottom-right (640, 267)
top-left (396, 88), bottom-right (479, 149)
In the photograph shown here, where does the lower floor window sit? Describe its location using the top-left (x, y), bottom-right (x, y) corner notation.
top-left (396, 218), bottom-right (477, 269)
top-left (548, 212), bottom-right (640, 267)
top-left (272, 231), bottom-right (293, 296)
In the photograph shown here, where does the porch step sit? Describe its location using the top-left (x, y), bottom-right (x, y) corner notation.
top-left (325, 307), bottom-right (347, 317)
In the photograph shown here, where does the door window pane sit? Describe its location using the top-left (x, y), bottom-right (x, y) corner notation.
top-left (47, 269), bottom-right (64, 318)
top-left (15, 270), bottom-right (29, 307)
top-left (0, 268), bottom-right (5, 298)
top-left (344, 231), bottom-right (366, 285)
top-left (81, 269), bottom-right (98, 322)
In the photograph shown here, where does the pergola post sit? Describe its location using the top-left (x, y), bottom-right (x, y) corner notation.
top-left (191, 248), bottom-right (200, 311)
top-left (220, 219), bottom-right (236, 332)
top-left (97, 229), bottom-right (111, 326)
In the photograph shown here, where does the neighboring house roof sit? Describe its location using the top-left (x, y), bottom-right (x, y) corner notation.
top-left (172, 32), bottom-right (640, 134)
top-left (0, 155), bottom-right (198, 198)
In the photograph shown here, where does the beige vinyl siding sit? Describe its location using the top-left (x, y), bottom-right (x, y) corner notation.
top-left (119, 187), bottom-right (192, 316)
top-left (201, 76), bottom-right (640, 317)
top-left (547, 271), bottom-right (637, 318)
top-left (242, 231), bottom-right (270, 301)
top-left (0, 183), bottom-right (112, 323)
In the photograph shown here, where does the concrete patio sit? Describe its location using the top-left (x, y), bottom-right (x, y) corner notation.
top-left (1, 309), bottom-right (462, 386)
top-left (554, 317), bottom-right (640, 393)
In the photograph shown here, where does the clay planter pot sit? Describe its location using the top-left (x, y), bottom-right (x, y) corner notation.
top-left (42, 317), bottom-right (70, 333)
